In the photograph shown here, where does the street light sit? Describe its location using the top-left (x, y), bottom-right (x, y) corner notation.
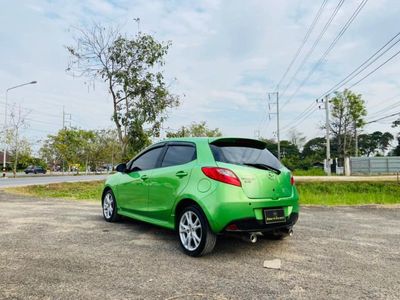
top-left (3, 81), bottom-right (37, 177)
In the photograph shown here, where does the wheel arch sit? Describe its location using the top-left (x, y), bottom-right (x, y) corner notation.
top-left (173, 197), bottom-right (215, 232)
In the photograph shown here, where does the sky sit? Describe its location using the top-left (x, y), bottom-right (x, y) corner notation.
top-left (1, 0), bottom-right (400, 152)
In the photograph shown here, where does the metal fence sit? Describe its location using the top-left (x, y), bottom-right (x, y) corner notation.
top-left (350, 156), bottom-right (400, 175)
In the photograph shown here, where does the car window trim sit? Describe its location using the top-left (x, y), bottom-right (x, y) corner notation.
top-left (127, 144), bottom-right (166, 172)
top-left (159, 142), bottom-right (197, 169)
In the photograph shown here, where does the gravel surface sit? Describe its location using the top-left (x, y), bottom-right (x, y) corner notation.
top-left (0, 193), bottom-right (399, 299)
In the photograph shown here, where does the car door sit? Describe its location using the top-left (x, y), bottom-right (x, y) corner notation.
top-left (117, 146), bottom-right (165, 216)
top-left (147, 142), bottom-right (196, 222)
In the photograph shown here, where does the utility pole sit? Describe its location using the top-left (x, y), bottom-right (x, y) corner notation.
top-left (324, 95), bottom-right (331, 176)
top-left (268, 92), bottom-right (280, 160)
top-left (354, 120), bottom-right (358, 157)
top-left (317, 96), bottom-right (331, 176)
top-left (62, 106), bottom-right (72, 129)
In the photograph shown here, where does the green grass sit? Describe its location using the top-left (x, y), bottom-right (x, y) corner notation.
top-left (6, 181), bottom-right (104, 201)
top-left (6, 180), bottom-right (400, 206)
top-left (296, 181), bottom-right (400, 205)
top-left (292, 168), bottom-right (326, 176)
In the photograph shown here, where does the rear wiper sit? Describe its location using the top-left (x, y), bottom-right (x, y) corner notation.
top-left (243, 163), bottom-right (281, 175)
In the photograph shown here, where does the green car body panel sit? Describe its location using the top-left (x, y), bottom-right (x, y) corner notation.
top-left (103, 137), bottom-right (299, 234)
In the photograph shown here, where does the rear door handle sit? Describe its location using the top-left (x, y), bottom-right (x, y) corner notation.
top-left (175, 171), bottom-right (188, 177)
top-left (141, 175), bottom-right (149, 180)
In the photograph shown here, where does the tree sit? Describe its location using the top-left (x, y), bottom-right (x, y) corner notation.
top-left (66, 23), bottom-right (180, 159)
top-left (166, 122), bottom-right (222, 138)
top-left (287, 129), bottom-right (306, 150)
top-left (358, 131), bottom-right (394, 156)
top-left (330, 89), bottom-right (367, 163)
top-left (40, 128), bottom-right (122, 172)
top-left (5, 105), bottom-right (30, 177)
top-left (302, 137), bottom-right (326, 162)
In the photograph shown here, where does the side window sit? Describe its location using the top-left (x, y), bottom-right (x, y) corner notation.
top-left (131, 147), bottom-right (164, 171)
top-left (161, 145), bottom-right (196, 168)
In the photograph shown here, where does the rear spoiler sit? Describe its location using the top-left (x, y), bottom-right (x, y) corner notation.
top-left (209, 138), bottom-right (266, 149)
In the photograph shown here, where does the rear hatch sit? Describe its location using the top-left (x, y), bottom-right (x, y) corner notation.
top-left (209, 138), bottom-right (292, 199)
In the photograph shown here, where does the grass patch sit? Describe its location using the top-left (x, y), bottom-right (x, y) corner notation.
top-left (6, 181), bottom-right (104, 201)
top-left (296, 181), bottom-right (400, 205)
top-left (5, 180), bottom-right (400, 206)
top-left (292, 169), bottom-right (326, 176)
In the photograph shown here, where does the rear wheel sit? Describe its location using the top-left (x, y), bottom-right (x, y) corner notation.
top-left (178, 205), bottom-right (216, 257)
top-left (102, 190), bottom-right (121, 222)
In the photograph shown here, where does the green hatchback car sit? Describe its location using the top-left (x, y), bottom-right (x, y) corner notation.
top-left (102, 137), bottom-right (299, 256)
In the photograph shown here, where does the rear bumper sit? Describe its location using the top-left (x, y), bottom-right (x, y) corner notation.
top-left (224, 212), bottom-right (298, 232)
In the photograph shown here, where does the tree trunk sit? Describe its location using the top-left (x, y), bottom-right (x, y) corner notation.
top-left (109, 78), bottom-right (125, 156)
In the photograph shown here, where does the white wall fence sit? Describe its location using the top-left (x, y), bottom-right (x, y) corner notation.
top-left (349, 156), bottom-right (400, 175)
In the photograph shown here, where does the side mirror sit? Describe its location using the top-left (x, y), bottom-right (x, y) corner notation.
top-left (130, 166), bottom-right (141, 172)
top-left (115, 163), bottom-right (127, 173)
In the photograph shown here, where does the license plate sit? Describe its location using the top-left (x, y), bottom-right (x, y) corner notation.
top-left (264, 208), bottom-right (286, 224)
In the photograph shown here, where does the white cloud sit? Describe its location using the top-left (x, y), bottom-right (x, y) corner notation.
top-left (1, 0), bottom-right (400, 152)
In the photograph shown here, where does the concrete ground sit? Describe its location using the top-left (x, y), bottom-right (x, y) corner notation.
top-left (0, 193), bottom-right (399, 299)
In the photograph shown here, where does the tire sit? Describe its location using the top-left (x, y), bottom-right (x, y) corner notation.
top-left (102, 189), bottom-right (121, 222)
top-left (178, 205), bottom-right (217, 257)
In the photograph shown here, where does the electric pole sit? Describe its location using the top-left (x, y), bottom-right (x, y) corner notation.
top-left (62, 106), bottom-right (72, 129)
top-left (324, 95), bottom-right (331, 176)
top-left (268, 92), bottom-right (280, 160)
top-left (354, 120), bottom-right (358, 157)
top-left (317, 96), bottom-right (331, 176)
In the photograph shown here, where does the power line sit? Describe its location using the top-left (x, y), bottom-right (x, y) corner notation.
top-left (366, 111), bottom-right (400, 124)
top-left (281, 0), bottom-right (368, 110)
top-left (279, 0), bottom-right (345, 99)
top-left (320, 31), bottom-right (400, 96)
top-left (276, 0), bottom-right (328, 90)
top-left (349, 48), bottom-right (400, 88)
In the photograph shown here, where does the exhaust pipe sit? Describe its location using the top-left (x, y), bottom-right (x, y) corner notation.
top-left (288, 228), bottom-right (293, 236)
top-left (249, 233), bottom-right (258, 243)
top-left (241, 232), bottom-right (260, 243)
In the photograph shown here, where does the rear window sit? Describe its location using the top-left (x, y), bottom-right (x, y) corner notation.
top-left (210, 139), bottom-right (281, 170)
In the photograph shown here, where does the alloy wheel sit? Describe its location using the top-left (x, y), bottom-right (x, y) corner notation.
top-left (179, 211), bottom-right (202, 251)
top-left (103, 193), bottom-right (114, 219)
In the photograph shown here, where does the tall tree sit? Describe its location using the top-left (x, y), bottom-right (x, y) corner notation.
top-left (66, 23), bottom-right (180, 159)
top-left (5, 105), bottom-right (29, 177)
top-left (330, 89), bottom-right (367, 162)
top-left (166, 122), bottom-right (222, 138)
top-left (358, 131), bottom-right (394, 156)
top-left (287, 129), bottom-right (306, 150)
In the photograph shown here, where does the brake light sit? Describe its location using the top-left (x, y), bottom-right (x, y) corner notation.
top-left (202, 167), bottom-right (242, 187)
top-left (290, 175), bottom-right (295, 186)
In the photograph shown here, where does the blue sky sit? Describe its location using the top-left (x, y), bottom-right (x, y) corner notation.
top-left (1, 0), bottom-right (400, 150)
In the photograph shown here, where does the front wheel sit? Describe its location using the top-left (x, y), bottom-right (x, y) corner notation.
top-left (178, 205), bottom-right (217, 257)
top-left (102, 190), bottom-right (121, 222)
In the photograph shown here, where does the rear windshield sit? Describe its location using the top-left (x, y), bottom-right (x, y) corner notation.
top-left (210, 139), bottom-right (281, 170)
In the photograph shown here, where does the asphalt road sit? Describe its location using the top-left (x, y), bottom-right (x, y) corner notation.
top-left (0, 174), bottom-right (108, 188)
top-left (0, 194), bottom-right (399, 300)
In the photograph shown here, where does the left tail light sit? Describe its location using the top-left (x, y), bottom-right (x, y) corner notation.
top-left (290, 175), bottom-right (295, 186)
top-left (201, 167), bottom-right (242, 187)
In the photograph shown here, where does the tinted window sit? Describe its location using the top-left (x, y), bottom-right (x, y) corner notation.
top-left (131, 147), bottom-right (164, 171)
top-left (210, 142), bottom-right (281, 170)
top-left (161, 145), bottom-right (196, 167)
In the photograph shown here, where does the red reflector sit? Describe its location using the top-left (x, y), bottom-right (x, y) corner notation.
top-left (201, 167), bottom-right (242, 187)
top-left (226, 224), bottom-right (239, 231)
top-left (290, 176), bottom-right (295, 186)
